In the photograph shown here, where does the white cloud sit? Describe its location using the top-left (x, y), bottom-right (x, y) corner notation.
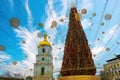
top-left (9, 0), bottom-right (14, 8)
top-left (82, 0), bottom-right (93, 10)
top-left (1, 60), bottom-right (33, 78)
top-left (25, 0), bottom-right (33, 27)
top-left (81, 19), bottom-right (91, 29)
top-left (0, 52), bottom-right (11, 62)
top-left (91, 46), bottom-right (104, 59)
top-left (103, 24), bottom-right (119, 43)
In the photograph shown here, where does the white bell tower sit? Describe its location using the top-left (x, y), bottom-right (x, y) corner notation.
top-left (33, 33), bottom-right (53, 80)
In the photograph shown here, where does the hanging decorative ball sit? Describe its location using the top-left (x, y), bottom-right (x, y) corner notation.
top-left (59, 18), bottom-right (64, 22)
top-left (55, 57), bottom-right (57, 60)
top-left (13, 61), bottom-right (17, 65)
top-left (74, 13), bottom-right (80, 21)
top-left (0, 45), bottom-right (5, 51)
top-left (93, 13), bottom-right (96, 17)
top-left (9, 18), bottom-right (20, 28)
top-left (93, 54), bottom-right (96, 57)
top-left (22, 40), bottom-right (26, 44)
top-left (105, 14), bottom-right (112, 20)
top-left (37, 32), bottom-right (42, 38)
top-left (52, 43), bottom-right (54, 46)
top-left (25, 55), bottom-right (27, 58)
top-left (91, 23), bottom-right (93, 26)
top-left (50, 26), bottom-right (53, 28)
top-left (38, 22), bottom-right (43, 27)
top-left (101, 22), bottom-right (104, 26)
top-left (89, 17), bottom-right (92, 20)
top-left (105, 47), bottom-right (110, 51)
top-left (89, 28), bottom-right (91, 31)
top-left (58, 32), bottom-right (60, 34)
top-left (102, 31), bottom-right (105, 34)
top-left (97, 38), bottom-right (100, 41)
top-left (30, 69), bottom-right (32, 71)
top-left (59, 48), bottom-right (61, 50)
top-left (117, 42), bottom-right (119, 44)
top-left (51, 21), bottom-right (57, 28)
top-left (82, 9), bottom-right (87, 14)
top-left (48, 36), bottom-right (51, 39)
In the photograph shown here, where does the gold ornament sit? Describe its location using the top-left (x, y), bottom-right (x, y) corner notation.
top-left (74, 13), bottom-right (80, 21)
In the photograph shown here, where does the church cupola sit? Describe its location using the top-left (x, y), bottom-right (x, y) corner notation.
top-left (38, 33), bottom-right (51, 48)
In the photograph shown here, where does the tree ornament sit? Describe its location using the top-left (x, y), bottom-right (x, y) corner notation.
top-left (10, 18), bottom-right (20, 28)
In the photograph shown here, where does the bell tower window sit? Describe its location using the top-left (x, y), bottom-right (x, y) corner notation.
top-left (43, 48), bottom-right (45, 53)
top-left (42, 58), bottom-right (44, 61)
top-left (41, 67), bottom-right (44, 75)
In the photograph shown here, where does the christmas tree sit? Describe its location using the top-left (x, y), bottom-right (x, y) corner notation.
top-left (60, 7), bottom-right (96, 76)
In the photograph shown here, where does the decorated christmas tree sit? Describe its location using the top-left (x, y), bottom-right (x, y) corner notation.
top-left (60, 7), bottom-right (96, 76)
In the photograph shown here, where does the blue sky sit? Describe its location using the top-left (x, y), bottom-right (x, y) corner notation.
top-left (0, 0), bottom-right (120, 78)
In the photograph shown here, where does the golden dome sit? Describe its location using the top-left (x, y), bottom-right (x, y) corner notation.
top-left (38, 33), bottom-right (51, 48)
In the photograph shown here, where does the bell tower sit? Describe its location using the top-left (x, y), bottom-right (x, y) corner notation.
top-left (33, 33), bottom-right (53, 80)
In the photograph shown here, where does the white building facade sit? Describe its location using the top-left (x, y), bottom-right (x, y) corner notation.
top-left (33, 34), bottom-right (53, 80)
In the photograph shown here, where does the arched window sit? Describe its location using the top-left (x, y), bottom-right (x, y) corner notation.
top-left (42, 58), bottom-right (44, 61)
top-left (43, 48), bottom-right (45, 53)
top-left (41, 67), bottom-right (44, 75)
